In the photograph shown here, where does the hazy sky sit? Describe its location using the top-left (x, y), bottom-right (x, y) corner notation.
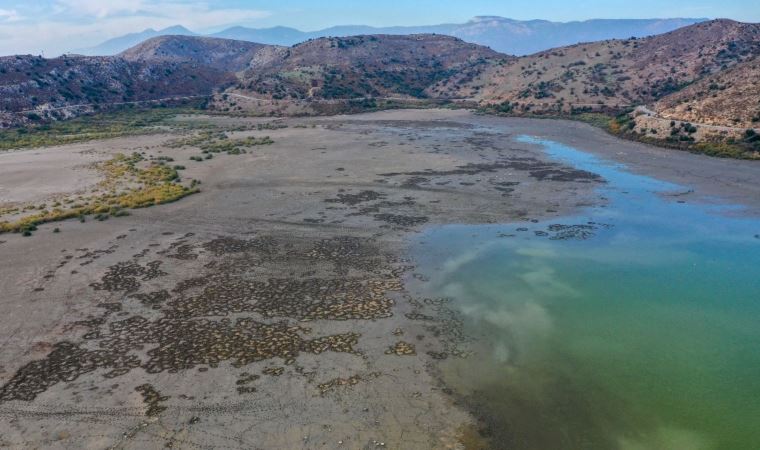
top-left (0, 0), bottom-right (758, 56)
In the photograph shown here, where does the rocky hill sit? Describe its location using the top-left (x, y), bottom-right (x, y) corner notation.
top-left (449, 20), bottom-right (760, 113)
top-left (120, 35), bottom-right (267, 72)
top-left (231, 34), bottom-right (507, 101)
top-left (0, 36), bottom-right (279, 127)
top-left (0, 53), bottom-right (236, 127)
top-left (653, 57), bottom-right (760, 127)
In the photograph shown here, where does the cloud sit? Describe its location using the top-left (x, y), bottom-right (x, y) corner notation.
top-left (0, 8), bottom-right (22, 22)
top-left (0, 1), bottom-right (271, 56)
top-left (53, 0), bottom-right (270, 24)
top-left (55, 0), bottom-right (148, 18)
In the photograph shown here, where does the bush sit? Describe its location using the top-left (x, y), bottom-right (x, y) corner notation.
top-left (2, 151), bottom-right (199, 234)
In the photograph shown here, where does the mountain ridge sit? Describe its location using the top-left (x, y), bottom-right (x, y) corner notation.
top-left (78, 17), bottom-right (708, 56)
top-left (3, 20), bottom-right (759, 140)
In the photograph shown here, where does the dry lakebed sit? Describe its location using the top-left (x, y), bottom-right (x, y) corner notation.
top-left (1, 109), bottom-right (759, 449)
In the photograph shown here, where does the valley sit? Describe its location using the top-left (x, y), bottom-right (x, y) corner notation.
top-left (2, 9), bottom-right (760, 449)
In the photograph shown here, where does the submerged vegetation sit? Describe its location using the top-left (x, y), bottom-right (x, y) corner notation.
top-left (0, 152), bottom-right (198, 235)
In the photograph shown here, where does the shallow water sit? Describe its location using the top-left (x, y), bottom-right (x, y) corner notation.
top-left (409, 136), bottom-right (760, 449)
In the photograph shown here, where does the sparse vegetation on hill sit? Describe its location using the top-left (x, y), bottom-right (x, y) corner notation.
top-left (0, 51), bottom-right (233, 127)
top-left (470, 19), bottom-right (760, 159)
top-left (457, 20), bottom-right (760, 114)
top-left (654, 57), bottom-right (760, 128)
top-left (230, 34), bottom-right (507, 102)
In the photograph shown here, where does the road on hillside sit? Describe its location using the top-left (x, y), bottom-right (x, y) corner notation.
top-left (16, 95), bottom-right (209, 115)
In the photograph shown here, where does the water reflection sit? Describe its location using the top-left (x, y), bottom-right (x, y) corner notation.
top-left (409, 137), bottom-right (760, 449)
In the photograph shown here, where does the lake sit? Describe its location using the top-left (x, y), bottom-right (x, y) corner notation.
top-left (409, 136), bottom-right (760, 449)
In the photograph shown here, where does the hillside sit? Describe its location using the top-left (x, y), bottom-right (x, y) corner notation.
top-left (230, 34), bottom-right (507, 101)
top-left (120, 35), bottom-right (268, 72)
top-left (0, 36), bottom-right (276, 127)
top-left (2, 20), bottom-right (759, 135)
top-left (654, 57), bottom-right (760, 127)
top-left (450, 19), bottom-right (760, 113)
top-left (0, 54), bottom-right (236, 127)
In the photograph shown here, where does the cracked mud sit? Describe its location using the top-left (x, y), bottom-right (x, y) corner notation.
top-left (0, 110), bottom-right (615, 449)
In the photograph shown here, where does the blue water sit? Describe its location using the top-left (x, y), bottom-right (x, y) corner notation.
top-left (409, 137), bottom-right (760, 449)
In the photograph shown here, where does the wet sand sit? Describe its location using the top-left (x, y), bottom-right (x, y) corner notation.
top-left (1, 109), bottom-right (758, 449)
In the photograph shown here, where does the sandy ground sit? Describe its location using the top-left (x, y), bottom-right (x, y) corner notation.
top-left (0, 146), bottom-right (105, 206)
top-left (0, 109), bottom-right (758, 449)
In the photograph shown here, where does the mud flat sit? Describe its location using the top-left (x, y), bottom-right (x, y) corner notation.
top-left (1, 109), bottom-right (758, 449)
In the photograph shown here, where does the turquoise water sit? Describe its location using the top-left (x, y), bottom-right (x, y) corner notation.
top-left (409, 137), bottom-right (760, 449)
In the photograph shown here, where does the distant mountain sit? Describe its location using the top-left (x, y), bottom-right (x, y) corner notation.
top-left (77, 25), bottom-right (196, 56)
top-left (448, 17), bottom-right (709, 55)
top-left (310, 17), bottom-right (709, 55)
top-left (82, 17), bottom-right (707, 56)
top-left (210, 26), bottom-right (308, 46)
